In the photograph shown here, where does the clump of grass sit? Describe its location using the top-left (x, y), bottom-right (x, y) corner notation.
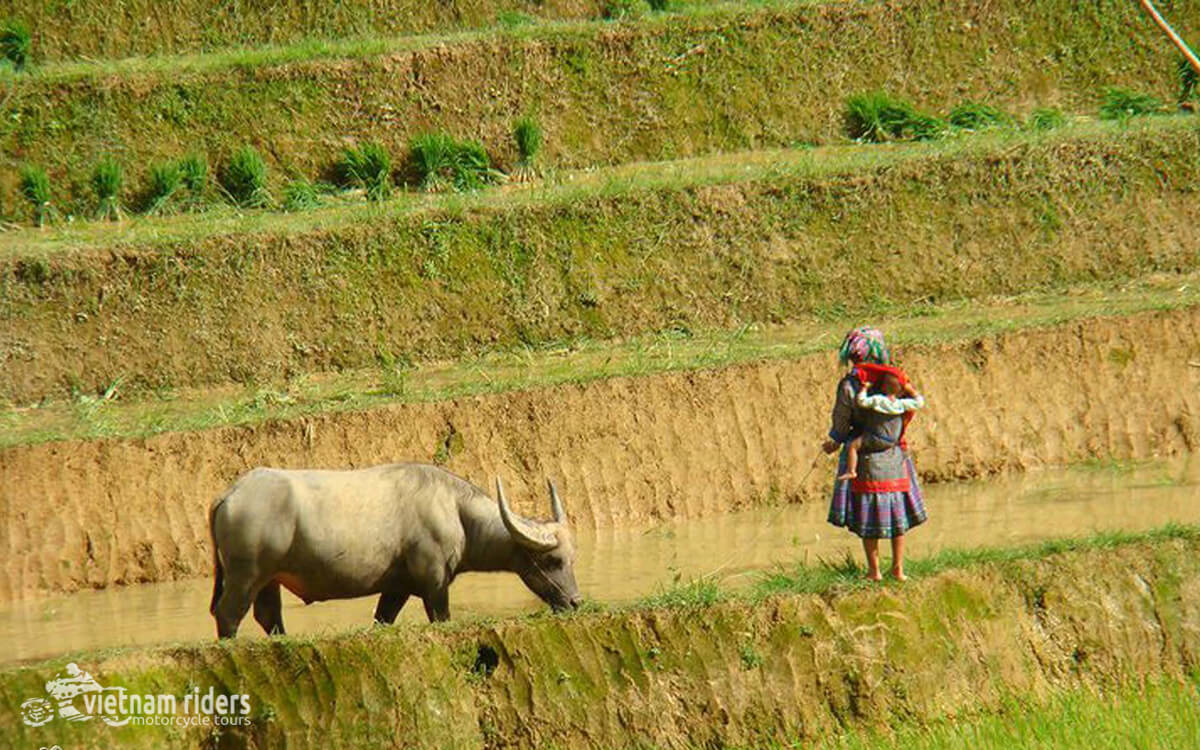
top-left (602, 0), bottom-right (644, 21)
top-left (844, 91), bottom-right (944, 142)
top-left (282, 178), bottom-right (321, 212)
top-left (639, 576), bottom-right (724, 609)
top-left (19, 165), bottom-right (52, 227)
top-left (511, 116), bottom-right (543, 182)
top-left (339, 141), bottom-right (392, 201)
top-left (947, 100), bottom-right (1009, 131)
top-left (1028, 107), bottom-right (1067, 131)
top-left (178, 153), bottom-right (209, 207)
top-left (0, 19), bottom-right (31, 72)
top-left (1178, 58), bottom-right (1199, 105)
top-left (143, 161), bottom-right (182, 214)
top-left (91, 158), bottom-right (123, 221)
top-left (647, 0), bottom-right (671, 10)
top-left (409, 132), bottom-right (499, 192)
top-left (219, 146), bottom-right (271, 208)
top-left (1099, 87), bottom-right (1162, 120)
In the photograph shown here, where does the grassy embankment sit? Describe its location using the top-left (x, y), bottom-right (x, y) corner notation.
top-left (4, 118), bottom-right (1199, 404)
top-left (2, 525), bottom-right (1198, 749)
top-left (1, 0), bottom-right (1194, 216)
top-left (3, 272), bottom-right (1197, 449)
top-left (0, 0), bottom-right (734, 61)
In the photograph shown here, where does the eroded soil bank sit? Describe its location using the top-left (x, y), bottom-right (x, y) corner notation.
top-left (1, 308), bottom-right (1197, 603)
top-left (2, 533), bottom-right (1198, 749)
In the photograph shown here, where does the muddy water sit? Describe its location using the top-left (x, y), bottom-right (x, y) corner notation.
top-left (3, 456), bottom-right (1198, 664)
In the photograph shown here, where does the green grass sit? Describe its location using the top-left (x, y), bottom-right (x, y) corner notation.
top-left (3, 115), bottom-right (1190, 258)
top-left (754, 524), bottom-right (1200, 600)
top-left (282, 178), bottom-right (322, 212)
top-left (339, 141), bottom-right (393, 201)
top-left (18, 165), bottom-right (51, 226)
top-left (638, 576), bottom-right (725, 609)
top-left (948, 100), bottom-right (1010, 130)
top-left (1, 0), bottom-right (1191, 221)
top-left (218, 146), bottom-right (270, 207)
top-left (0, 0), bottom-right (819, 82)
top-left (812, 676), bottom-right (1200, 750)
top-left (1, 272), bottom-right (1195, 448)
top-left (1099, 86), bottom-right (1164, 120)
top-left (1179, 57), bottom-right (1199, 104)
top-left (1028, 106), bottom-right (1067, 131)
top-left (91, 158), bottom-right (123, 220)
top-left (602, 0), bottom-right (646, 20)
top-left (513, 116), bottom-right (543, 165)
top-left (0, 18), bottom-right (30, 71)
top-left (409, 131), bottom-right (498, 191)
top-left (144, 161), bottom-right (183, 214)
top-left (844, 91), bottom-right (945, 142)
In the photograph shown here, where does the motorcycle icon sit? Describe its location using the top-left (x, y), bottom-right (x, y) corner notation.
top-left (20, 663), bottom-right (130, 727)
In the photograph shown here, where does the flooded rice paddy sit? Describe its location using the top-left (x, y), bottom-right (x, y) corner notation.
top-left (2, 456), bottom-right (1197, 664)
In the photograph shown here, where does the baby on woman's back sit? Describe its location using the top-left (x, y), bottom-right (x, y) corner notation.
top-left (837, 368), bottom-right (925, 481)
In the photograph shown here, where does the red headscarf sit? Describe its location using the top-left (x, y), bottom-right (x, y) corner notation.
top-left (853, 364), bottom-right (915, 449)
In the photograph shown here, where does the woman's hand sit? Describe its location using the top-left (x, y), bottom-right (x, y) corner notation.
top-left (822, 439), bottom-right (840, 455)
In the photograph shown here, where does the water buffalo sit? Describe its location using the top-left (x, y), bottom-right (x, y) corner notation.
top-left (208, 463), bottom-right (582, 638)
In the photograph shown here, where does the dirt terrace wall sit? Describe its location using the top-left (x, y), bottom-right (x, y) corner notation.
top-left (5, 126), bottom-right (1200, 402)
top-left (1, 308), bottom-right (1198, 603)
top-left (3, 0), bottom-right (1197, 217)
top-left (2, 536), bottom-right (1198, 749)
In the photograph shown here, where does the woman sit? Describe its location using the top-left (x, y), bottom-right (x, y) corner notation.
top-left (822, 326), bottom-right (927, 581)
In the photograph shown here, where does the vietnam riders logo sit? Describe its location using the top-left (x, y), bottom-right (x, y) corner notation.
top-left (21, 663), bottom-right (128, 727)
top-left (20, 663), bottom-right (252, 728)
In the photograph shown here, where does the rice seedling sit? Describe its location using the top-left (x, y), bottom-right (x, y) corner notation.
top-left (219, 146), bottom-right (271, 208)
top-left (844, 91), bottom-right (944, 142)
top-left (0, 19), bottom-right (30, 71)
top-left (282, 178), bottom-right (321, 212)
top-left (339, 141), bottom-right (392, 201)
top-left (177, 153), bottom-right (209, 208)
top-left (409, 132), bottom-right (500, 192)
top-left (947, 100), bottom-right (1010, 130)
top-left (1178, 57), bottom-right (1199, 105)
top-left (1028, 107), bottom-right (1067, 131)
top-left (1099, 87), bottom-right (1162, 120)
top-left (91, 158), bottom-right (123, 221)
top-left (144, 161), bottom-right (183, 214)
top-left (511, 116), bottom-right (543, 182)
top-left (19, 165), bottom-right (52, 227)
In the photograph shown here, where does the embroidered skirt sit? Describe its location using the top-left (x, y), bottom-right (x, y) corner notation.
top-left (827, 451), bottom-right (927, 539)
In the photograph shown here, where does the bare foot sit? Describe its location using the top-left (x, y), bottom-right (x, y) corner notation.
top-left (890, 569), bottom-right (907, 582)
top-left (837, 471), bottom-right (857, 481)
top-left (867, 570), bottom-right (883, 581)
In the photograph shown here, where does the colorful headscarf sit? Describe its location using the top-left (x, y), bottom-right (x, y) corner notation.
top-left (838, 326), bottom-right (890, 365)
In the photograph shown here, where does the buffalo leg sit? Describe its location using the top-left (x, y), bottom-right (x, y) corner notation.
top-left (373, 591), bottom-right (410, 625)
top-left (421, 589), bottom-right (450, 623)
top-left (214, 571), bottom-right (256, 639)
top-left (253, 581), bottom-right (286, 636)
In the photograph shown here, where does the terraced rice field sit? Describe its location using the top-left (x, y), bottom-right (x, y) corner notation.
top-left (1, 0), bottom-right (1199, 747)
